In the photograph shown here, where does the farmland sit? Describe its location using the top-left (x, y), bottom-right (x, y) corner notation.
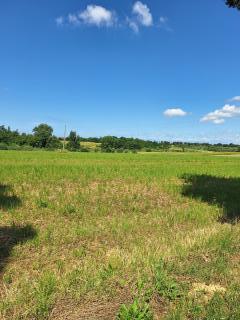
top-left (0, 151), bottom-right (239, 319)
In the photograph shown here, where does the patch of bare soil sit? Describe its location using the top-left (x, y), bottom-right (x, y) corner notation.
top-left (50, 293), bottom-right (168, 320)
top-left (49, 293), bottom-right (131, 320)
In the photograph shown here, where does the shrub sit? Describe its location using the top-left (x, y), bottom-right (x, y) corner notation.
top-left (7, 144), bottom-right (21, 150)
top-left (0, 143), bottom-right (8, 150)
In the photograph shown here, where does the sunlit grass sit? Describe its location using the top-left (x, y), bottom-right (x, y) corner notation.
top-left (0, 151), bottom-right (239, 319)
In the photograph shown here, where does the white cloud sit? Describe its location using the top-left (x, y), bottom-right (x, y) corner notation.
top-left (127, 2), bottom-right (153, 33)
top-left (79, 5), bottom-right (115, 27)
top-left (201, 104), bottom-right (240, 124)
top-left (164, 108), bottom-right (187, 117)
top-left (57, 3), bottom-right (167, 33)
top-left (55, 16), bottom-right (64, 26)
top-left (229, 96), bottom-right (240, 102)
top-left (132, 1), bottom-right (153, 27)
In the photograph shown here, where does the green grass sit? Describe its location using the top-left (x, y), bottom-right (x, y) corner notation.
top-left (0, 151), bottom-right (239, 319)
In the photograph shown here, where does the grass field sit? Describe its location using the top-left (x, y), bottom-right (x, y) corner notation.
top-left (0, 151), bottom-right (239, 320)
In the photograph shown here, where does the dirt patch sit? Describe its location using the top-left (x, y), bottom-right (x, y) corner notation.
top-left (49, 294), bottom-right (131, 320)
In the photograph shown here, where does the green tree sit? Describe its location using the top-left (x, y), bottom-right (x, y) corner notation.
top-left (46, 136), bottom-right (62, 150)
top-left (226, 0), bottom-right (240, 9)
top-left (32, 124), bottom-right (53, 148)
top-left (66, 131), bottom-right (81, 151)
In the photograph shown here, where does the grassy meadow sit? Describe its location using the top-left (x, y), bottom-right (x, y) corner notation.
top-left (0, 151), bottom-right (239, 319)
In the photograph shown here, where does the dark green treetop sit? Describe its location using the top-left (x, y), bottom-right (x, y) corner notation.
top-left (226, 0), bottom-right (240, 9)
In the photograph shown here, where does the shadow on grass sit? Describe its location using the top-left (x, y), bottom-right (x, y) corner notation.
top-left (0, 225), bottom-right (37, 273)
top-left (181, 174), bottom-right (240, 224)
top-left (0, 184), bottom-right (22, 210)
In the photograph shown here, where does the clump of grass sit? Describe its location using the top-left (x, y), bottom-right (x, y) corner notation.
top-left (34, 272), bottom-right (57, 319)
top-left (155, 259), bottom-right (183, 301)
top-left (36, 198), bottom-right (48, 208)
top-left (61, 204), bottom-right (77, 216)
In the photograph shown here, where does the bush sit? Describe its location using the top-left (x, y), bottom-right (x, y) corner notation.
top-left (46, 136), bottom-right (62, 150)
top-left (21, 145), bottom-right (34, 151)
top-left (66, 131), bottom-right (81, 152)
top-left (116, 148), bottom-right (124, 153)
top-left (7, 144), bottom-right (21, 150)
top-left (0, 143), bottom-right (8, 150)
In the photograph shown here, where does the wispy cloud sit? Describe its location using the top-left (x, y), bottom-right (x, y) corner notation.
top-left (126, 18), bottom-right (139, 33)
top-left (159, 16), bottom-right (172, 32)
top-left (201, 104), bottom-right (240, 124)
top-left (229, 96), bottom-right (240, 102)
top-left (55, 16), bottom-right (64, 26)
top-left (163, 108), bottom-right (188, 117)
top-left (68, 14), bottom-right (79, 26)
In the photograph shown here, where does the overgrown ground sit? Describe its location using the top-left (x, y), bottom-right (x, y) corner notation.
top-left (0, 151), bottom-right (239, 320)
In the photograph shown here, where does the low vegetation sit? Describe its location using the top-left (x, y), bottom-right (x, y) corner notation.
top-left (1, 124), bottom-right (240, 153)
top-left (0, 151), bottom-right (239, 319)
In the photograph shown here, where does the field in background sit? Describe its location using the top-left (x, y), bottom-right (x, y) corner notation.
top-left (0, 151), bottom-right (239, 320)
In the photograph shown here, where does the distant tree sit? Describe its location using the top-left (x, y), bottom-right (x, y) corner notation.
top-left (66, 131), bottom-right (81, 151)
top-left (46, 136), bottom-right (62, 150)
top-left (32, 124), bottom-right (53, 148)
top-left (160, 141), bottom-right (171, 152)
top-left (226, 0), bottom-right (240, 9)
top-left (0, 125), bottom-right (19, 145)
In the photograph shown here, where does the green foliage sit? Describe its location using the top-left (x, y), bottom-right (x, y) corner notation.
top-left (117, 280), bottom-right (153, 320)
top-left (36, 198), bottom-right (48, 208)
top-left (1, 124), bottom-right (240, 152)
top-left (117, 298), bottom-right (153, 320)
top-left (117, 279), bottom-right (153, 320)
top-left (46, 136), bottom-right (62, 150)
top-left (226, 0), bottom-right (240, 9)
top-left (66, 131), bottom-right (81, 151)
top-left (0, 142), bottom-right (8, 150)
top-left (34, 272), bottom-right (56, 319)
top-left (61, 204), bottom-right (77, 216)
top-left (0, 124), bottom-right (62, 150)
top-left (101, 136), bottom-right (158, 152)
top-left (155, 260), bottom-right (183, 301)
top-left (33, 124), bottom-right (53, 148)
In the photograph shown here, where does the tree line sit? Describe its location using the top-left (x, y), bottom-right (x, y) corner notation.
top-left (0, 124), bottom-right (81, 151)
top-left (0, 124), bottom-right (240, 153)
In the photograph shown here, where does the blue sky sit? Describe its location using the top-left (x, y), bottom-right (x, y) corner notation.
top-left (1, 0), bottom-right (240, 143)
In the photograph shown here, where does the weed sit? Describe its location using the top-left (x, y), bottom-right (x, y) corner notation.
top-left (117, 298), bottom-right (153, 320)
top-left (155, 260), bottom-right (183, 301)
